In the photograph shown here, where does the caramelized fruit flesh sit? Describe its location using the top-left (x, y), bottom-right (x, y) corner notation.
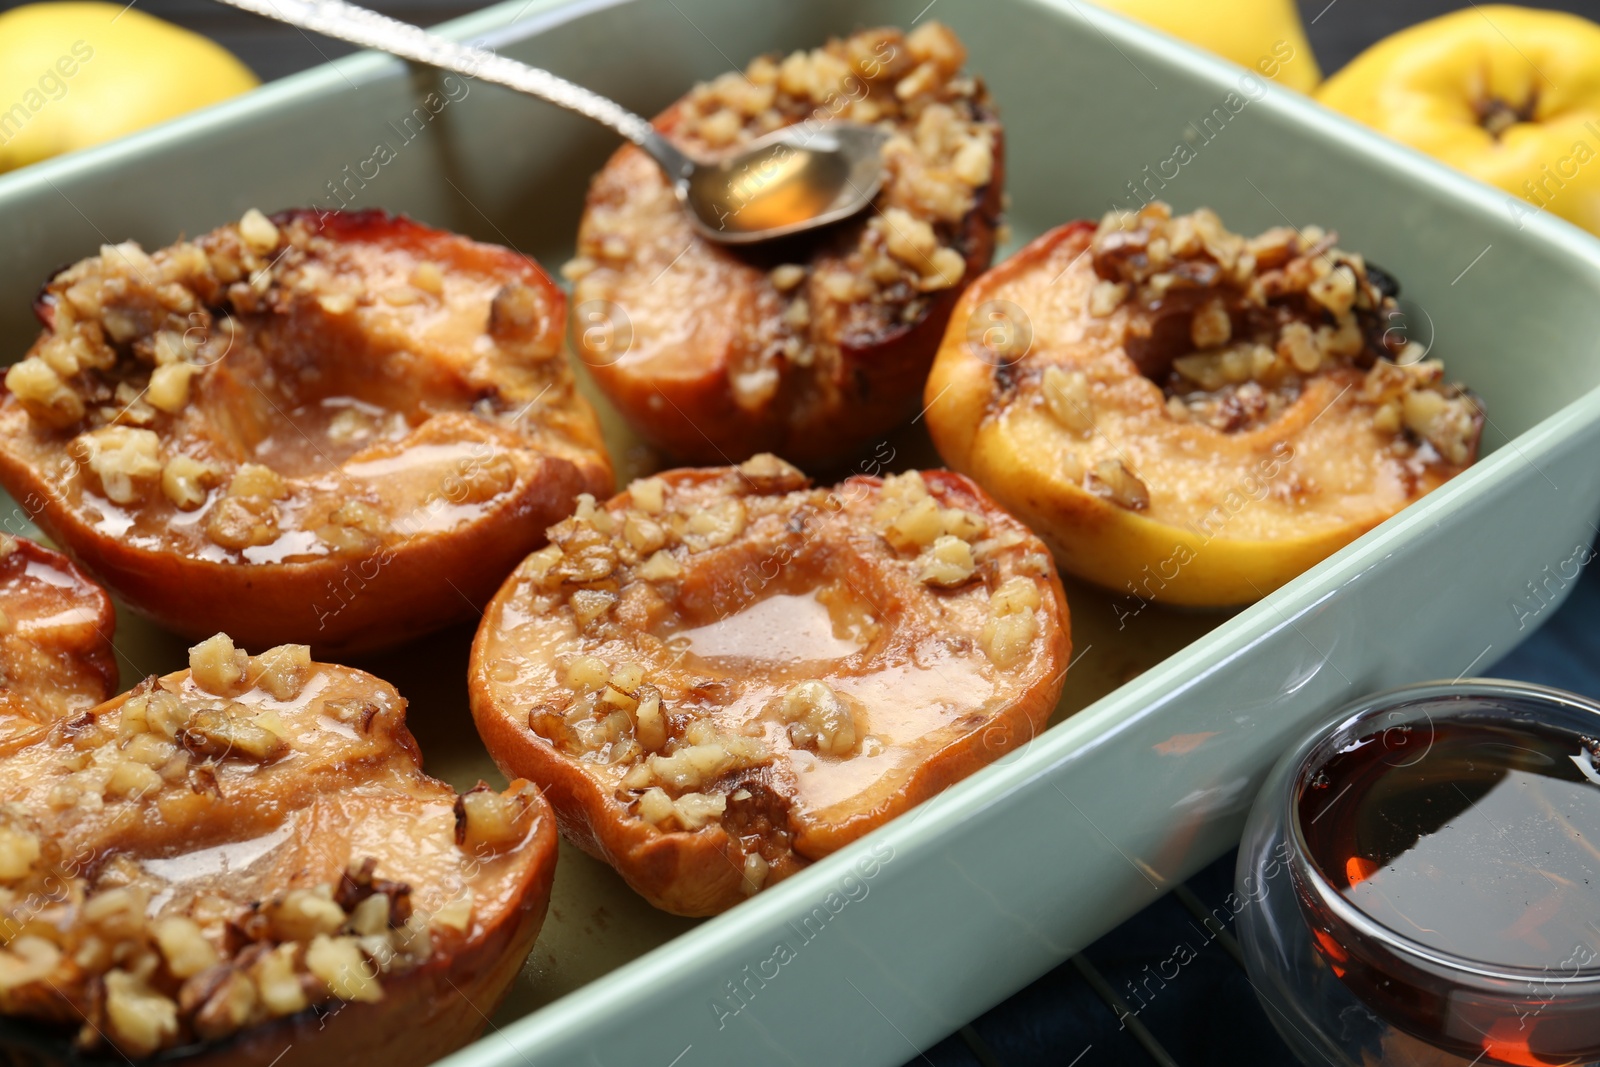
top-left (0, 535), bottom-right (116, 752)
top-left (568, 24), bottom-right (1004, 468)
top-left (924, 204), bottom-right (1482, 605)
top-left (0, 632), bottom-right (557, 1065)
top-left (0, 209), bottom-right (612, 653)
top-left (469, 455), bottom-right (1069, 915)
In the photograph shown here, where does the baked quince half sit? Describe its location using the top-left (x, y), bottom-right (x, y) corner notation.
top-left (924, 202), bottom-right (1483, 606)
top-left (469, 454), bottom-right (1069, 916)
top-left (567, 23), bottom-right (1003, 468)
top-left (0, 535), bottom-right (116, 753)
top-left (0, 208), bottom-right (613, 654)
top-left (0, 631), bottom-right (556, 1065)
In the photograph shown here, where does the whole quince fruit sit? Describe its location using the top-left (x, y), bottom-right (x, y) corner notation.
top-left (1091, 0), bottom-right (1322, 92)
top-left (1318, 5), bottom-right (1600, 236)
top-left (0, 2), bottom-right (258, 173)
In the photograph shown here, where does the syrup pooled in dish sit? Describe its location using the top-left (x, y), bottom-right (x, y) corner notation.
top-left (567, 23), bottom-right (1004, 468)
top-left (0, 208), bottom-right (613, 654)
top-left (923, 202), bottom-right (1483, 606)
top-left (469, 455), bottom-right (1069, 915)
top-left (0, 535), bottom-right (116, 753)
top-left (0, 633), bottom-right (556, 1065)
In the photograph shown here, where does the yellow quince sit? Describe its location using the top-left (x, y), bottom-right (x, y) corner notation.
top-left (0, 2), bottom-right (258, 173)
top-left (1318, 5), bottom-right (1600, 236)
top-left (1091, 0), bottom-right (1322, 92)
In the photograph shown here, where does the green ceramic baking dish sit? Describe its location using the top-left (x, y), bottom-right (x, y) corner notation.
top-left (1, 0), bottom-right (1598, 1064)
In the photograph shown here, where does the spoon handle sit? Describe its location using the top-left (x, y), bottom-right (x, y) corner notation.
top-left (216, 0), bottom-right (694, 180)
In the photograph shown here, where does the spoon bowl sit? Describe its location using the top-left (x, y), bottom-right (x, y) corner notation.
top-left (680, 120), bottom-right (891, 243)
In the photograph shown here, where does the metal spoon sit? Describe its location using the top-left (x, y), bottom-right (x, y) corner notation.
top-left (215, 0), bottom-right (891, 244)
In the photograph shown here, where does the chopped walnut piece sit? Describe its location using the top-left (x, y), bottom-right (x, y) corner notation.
top-left (920, 534), bottom-right (977, 587)
top-left (0, 826), bottom-right (41, 882)
top-left (781, 680), bottom-right (859, 756)
top-left (306, 934), bottom-right (381, 1003)
top-left (455, 782), bottom-right (538, 853)
top-left (104, 971), bottom-right (180, 1058)
top-left (628, 476), bottom-right (666, 514)
top-left (1088, 459), bottom-right (1150, 511)
top-left (632, 685), bottom-right (668, 752)
top-left (736, 453), bottom-right (810, 494)
top-left (487, 282), bottom-right (548, 339)
top-left (317, 499), bottom-right (389, 556)
top-left (72, 426), bottom-right (162, 505)
top-left (238, 208), bottom-right (280, 254)
top-left (1042, 366), bottom-right (1094, 437)
top-left (570, 588), bottom-right (618, 631)
top-left (161, 454), bottom-right (219, 510)
top-left (982, 576), bottom-right (1042, 668)
top-left (189, 633), bottom-right (248, 695)
top-left (180, 705), bottom-right (289, 763)
top-left (1084, 202), bottom-right (1476, 447)
top-left (145, 361), bottom-right (198, 413)
top-left (636, 550), bottom-right (681, 582)
top-left (152, 917), bottom-right (219, 979)
top-left (248, 644), bottom-right (312, 701)
top-left (6, 357), bottom-right (85, 427)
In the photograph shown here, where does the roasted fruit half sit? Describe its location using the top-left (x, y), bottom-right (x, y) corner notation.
top-left (924, 202), bottom-right (1484, 607)
top-left (0, 208), bottom-right (613, 655)
top-left (469, 454), bottom-right (1069, 916)
top-left (567, 23), bottom-right (1004, 469)
top-left (0, 535), bottom-right (116, 753)
top-left (0, 632), bottom-right (556, 1066)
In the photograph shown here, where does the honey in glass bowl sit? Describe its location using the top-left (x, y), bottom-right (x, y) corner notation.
top-left (1288, 687), bottom-right (1600, 1065)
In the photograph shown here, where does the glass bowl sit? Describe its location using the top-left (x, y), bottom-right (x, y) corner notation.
top-left (1236, 679), bottom-right (1600, 1067)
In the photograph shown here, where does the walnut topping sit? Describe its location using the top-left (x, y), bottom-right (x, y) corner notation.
top-left (1088, 459), bottom-right (1150, 511)
top-left (0, 825), bottom-right (41, 883)
top-left (780, 680), bottom-right (859, 756)
top-left (248, 644), bottom-right (312, 701)
top-left (6, 357), bottom-right (86, 428)
top-left (306, 934), bottom-right (381, 1003)
top-left (72, 426), bottom-right (162, 505)
top-left (1085, 202), bottom-right (1479, 456)
top-left (487, 282), bottom-right (548, 339)
top-left (597, 24), bottom-right (997, 374)
top-left (1041, 366), bottom-right (1094, 437)
top-left (238, 208), bottom-right (280, 254)
top-left (982, 576), bottom-right (1042, 667)
top-left (316, 499), bottom-right (389, 556)
top-left (920, 534), bottom-right (976, 587)
top-left (180, 705), bottom-right (289, 763)
top-left (636, 786), bottom-right (729, 831)
top-left (455, 781), bottom-right (539, 853)
top-left (206, 464), bottom-right (287, 550)
top-left (873, 470), bottom-right (987, 554)
top-left (679, 499), bottom-right (746, 551)
top-left (189, 633), bottom-right (248, 695)
top-left (161, 454), bottom-right (219, 510)
top-left (152, 916), bottom-right (219, 979)
top-left (0, 630), bottom-right (527, 1058)
top-left (632, 684), bottom-right (668, 751)
top-left (741, 852), bottom-right (769, 896)
top-left (104, 971), bottom-right (179, 1057)
top-left (736, 452), bottom-right (810, 494)
top-left (486, 463), bottom-right (1067, 917)
top-left (627, 476), bottom-right (666, 514)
